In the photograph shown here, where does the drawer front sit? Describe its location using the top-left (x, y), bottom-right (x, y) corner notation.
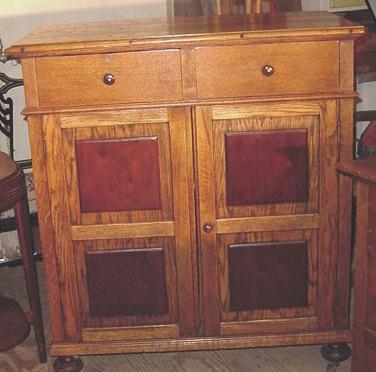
top-left (34, 49), bottom-right (183, 108)
top-left (195, 41), bottom-right (339, 99)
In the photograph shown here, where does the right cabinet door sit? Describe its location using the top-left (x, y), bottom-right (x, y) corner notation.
top-left (195, 101), bottom-right (340, 338)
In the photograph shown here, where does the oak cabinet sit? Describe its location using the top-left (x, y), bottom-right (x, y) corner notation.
top-left (6, 11), bottom-right (363, 363)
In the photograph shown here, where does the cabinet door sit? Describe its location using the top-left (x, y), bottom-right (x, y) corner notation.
top-left (195, 101), bottom-right (340, 337)
top-left (43, 107), bottom-right (197, 343)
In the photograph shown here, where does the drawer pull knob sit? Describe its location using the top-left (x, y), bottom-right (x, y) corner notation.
top-left (262, 65), bottom-right (274, 77)
top-left (203, 224), bottom-right (213, 233)
top-left (103, 73), bottom-right (116, 85)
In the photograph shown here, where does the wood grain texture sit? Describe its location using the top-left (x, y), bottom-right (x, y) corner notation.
top-left (225, 129), bottom-right (308, 205)
top-left (82, 324), bottom-right (179, 342)
top-left (34, 50), bottom-right (183, 108)
top-left (6, 12), bottom-right (363, 58)
top-left (0, 261), bottom-right (355, 371)
top-left (337, 160), bottom-right (376, 372)
top-left (19, 58), bottom-right (39, 108)
top-left (49, 330), bottom-right (352, 356)
top-left (216, 214), bottom-right (319, 234)
top-left (194, 105), bottom-right (221, 337)
top-left (74, 237), bottom-right (178, 330)
top-left (71, 222), bottom-right (174, 240)
top-left (43, 114), bottom-right (82, 342)
top-left (26, 115), bottom-right (66, 342)
top-left (13, 13), bottom-right (360, 359)
top-left (85, 249), bottom-right (169, 317)
top-left (168, 108), bottom-right (197, 337)
top-left (211, 102), bottom-right (320, 220)
top-left (195, 42), bottom-right (340, 99)
top-left (75, 137), bottom-right (162, 213)
top-left (316, 99), bottom-right (339, 330)
top-left (61, 109), bottom-right (173, 226)
top-left (217, 230), bottom-right (318, 327)
top-left (228, 241), bottom-right (308, 311)
top-left (335, 95), bottom-right (356, 328)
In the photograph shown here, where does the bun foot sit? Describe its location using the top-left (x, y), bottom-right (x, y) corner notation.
top-left (321, 343), bottom-right (351, 372)
top-left (53, 356), bottom-right (84, 372)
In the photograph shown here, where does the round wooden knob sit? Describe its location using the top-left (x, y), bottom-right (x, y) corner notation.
top-left (262, 65), bottom-right (274, 77)
top-left (103, 73), bottom-right (116, 85)
top-left (203, 224), bottom-right (213, 233)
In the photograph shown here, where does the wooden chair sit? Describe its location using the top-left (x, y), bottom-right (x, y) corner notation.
top-left (0, 151), bottom-right (46, 362)
top-left (172, 0), bottom-right (301, 17)
top-left (215, 0), bottom-right (262, 15)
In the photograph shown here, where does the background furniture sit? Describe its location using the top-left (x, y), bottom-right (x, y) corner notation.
top-left (6, 12), bottom-right (363, 372)
top-left (337, 159), bottom-right (376, 372)
top-left (172, 0), bottom-right (300, 15)
top-left (0, 151), bottom-right (46, 362)
top-left (0, 68), bottom-right (39, 265)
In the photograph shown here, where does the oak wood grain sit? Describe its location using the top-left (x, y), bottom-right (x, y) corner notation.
top-left (11, 13), bottom-right (361, 359)
top-left (6, 12), bottom-right (363, 58)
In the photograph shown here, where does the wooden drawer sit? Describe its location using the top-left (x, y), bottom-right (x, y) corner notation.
top-left (34, 49), bottom-right (183, 108)
top-left (195, 41), bottom-right (339, 99)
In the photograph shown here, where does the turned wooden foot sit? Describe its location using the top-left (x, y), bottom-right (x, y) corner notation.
top-left (53, 356), bottom-right (84, 372)
top-left (321, 343), bottom-right (351, 371)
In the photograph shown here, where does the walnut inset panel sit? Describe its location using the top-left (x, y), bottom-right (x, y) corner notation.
top-left (228, 241), bottom-right (308, 311)
top-left (75, 137), bottom-right (161, 213)
top-left (225, 129), bottom-right (308, 206)
top-left (86, 248), bottom-right (168, 317)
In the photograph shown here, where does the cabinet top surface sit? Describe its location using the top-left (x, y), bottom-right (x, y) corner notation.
top-left (6, 11), bottom-right (363, 58)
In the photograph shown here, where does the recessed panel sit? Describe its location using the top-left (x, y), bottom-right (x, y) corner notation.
top-left (225, 129), bottom-right (308, 206)
top-left (75, 137), bottom-right (161, 213)
top-left (86, 248), bottom-right (168, 317)
top-left (228, 241), bottom-right (308, 311)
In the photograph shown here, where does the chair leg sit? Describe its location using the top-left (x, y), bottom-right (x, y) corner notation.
top-left (14, 195), bottom-right (47, 363)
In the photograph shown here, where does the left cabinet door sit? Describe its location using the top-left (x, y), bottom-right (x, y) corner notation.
top-left (39, 107), bottom-right (197, 344)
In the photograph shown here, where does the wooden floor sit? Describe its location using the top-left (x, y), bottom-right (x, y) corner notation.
top-left (0, 262), bottom-right (352, 372)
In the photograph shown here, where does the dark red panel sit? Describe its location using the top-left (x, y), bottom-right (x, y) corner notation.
top-left (228, 241), bottom-right (308, 311)
top-left (75, 137), bottom-right (161, 213)
top-left (85, 248), bottom-right (168, 317)
top-left (225, 129), bottom-right (308, 206)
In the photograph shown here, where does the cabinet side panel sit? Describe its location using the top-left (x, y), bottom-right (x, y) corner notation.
top-left (317, 100), bottom-right (340, 330)
top-left (27, 115), bottom-right (65, 341)
top-left (43, 114), bottom-right (82, 341)
top-left (21, 58), bottom-right (40, 108)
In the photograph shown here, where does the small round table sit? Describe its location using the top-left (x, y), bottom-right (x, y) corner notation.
top-left (0, 295), bottom-right (30, 351)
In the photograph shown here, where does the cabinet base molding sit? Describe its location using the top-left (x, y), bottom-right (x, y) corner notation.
top-left (50, 330), bottom-right (352, 356)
